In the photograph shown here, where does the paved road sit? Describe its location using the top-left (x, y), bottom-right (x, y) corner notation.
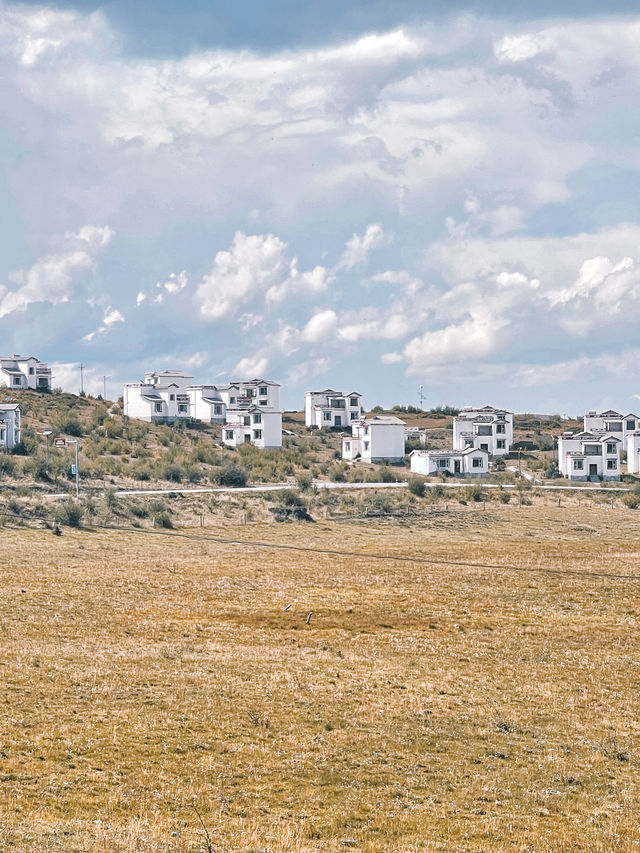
top-left (42, 479), bottom-right (631, 498)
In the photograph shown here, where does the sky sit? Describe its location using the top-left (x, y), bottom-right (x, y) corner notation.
top-left (2, 1), bottom-right (640, 413)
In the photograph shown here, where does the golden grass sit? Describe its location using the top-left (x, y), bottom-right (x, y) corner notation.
top-left (1, 506), bottom-right (640, 851)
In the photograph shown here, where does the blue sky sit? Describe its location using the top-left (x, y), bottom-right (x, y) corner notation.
top-left (2, 1), bottom-right (640, 413)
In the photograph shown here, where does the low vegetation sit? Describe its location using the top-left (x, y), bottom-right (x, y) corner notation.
top-left (1, 506), bottom-right (640, 851)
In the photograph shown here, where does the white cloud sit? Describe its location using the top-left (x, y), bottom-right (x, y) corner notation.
top-left (82, 305), bottom-right (125, 341)
top-left (338, 224), bottom-right (389, 270)
top-left (0, 225), bottom-right (114, 318)
top-left (233, 354), bottom-right (269, 377)
top-left (195, 232), bottom-right (287, 320)
top-left (266, 261), bottom-right (333, 304)
top-left (301, 309), bottom-right (338, 343)
top-left (403, 310), bottom-right (504, 372)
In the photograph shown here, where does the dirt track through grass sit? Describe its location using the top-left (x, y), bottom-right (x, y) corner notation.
top-left (1, 505), bottom-right (640, 851)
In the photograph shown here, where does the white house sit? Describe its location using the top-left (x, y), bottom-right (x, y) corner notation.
top-left (626, 431), bottom-right (640, 475)
top-left (584, 410), bottom-right (640, 444)
top-left (557, 431), bottom-right (622, 481)
top-left (304, 389), bottom-right (364, 428)
top-left (409, 447), bottom-right (489, 477)
top-left (188, 386), bottom-right (226, 423)
top-left (0, 355), bottom-right (52, 391)
top-left (0, 403), bottom-right (20, 450)
top-left (223, 406), bottom-right (282, 449)
top-left (405, 426), bottom-right (427, 446)
top-left (123, 371), bottom-right (194, 422)
top-left (342, 415), bottom-right (406, 463)
top-left (453, 406), bottom-right (514, 456)
top-left (218, 379), bottom-right (280, 411)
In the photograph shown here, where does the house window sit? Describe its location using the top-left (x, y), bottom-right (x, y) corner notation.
top-left (178, 404), bottom-right (188, 414)
top-left (363, 426), bottom-right (369, 435)
top-left (253, 430), bottom-right (262, 439)
top-left (154, 402), bottom-right (162, 413)
top-left (472, 458), bottom-right (482, 468)
top-left (437, 458), bottom-right (450, 468)
top-left (496, 423), bottom-right (505, 433)
top-left (170, 394), bottom-right (175, 401)
top-left (464, 439), bottom-right (474, 447)
top-left (12, 377), bottom-right (20, 386)
top-left (0, 428), bottom-right (5, 441)
top-left (225, 430), bottom-right (234, 440)
top-left (574, 459), bottom-right (584, 470)
top-left (344, 441), bottom-right (351, 452)
top-left (230, 397), bottom-right (236, 404)
top-left (259, 387), bottom-right (267, 396)
top-left (350, 397), bottom-right (358, 407)
top-left (363, 441), bottom-right (369, 451)
top-left (627, 419), bottom-right (635, 430)
top-left (29, 366), bottom-right (34, 375)
top-left (496, 440), bottom-right (506, 449)
top-left (323, 412), bottom-right (331, 421)
top-left (606, 443), bottom-right (616, 454)
top-left (350, 411), bottom-right (358, 419)
top-left (243, 416), bottom-right (250, 426)
top-left (214, 404), bottom-right (222, 415)
top-left (253, 413), bottom-right (262, 424)
top-left (607, 460), bottom-right (617, 470)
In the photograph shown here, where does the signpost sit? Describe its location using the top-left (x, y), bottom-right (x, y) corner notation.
top-left (53, 437), bottom-right (79, 495)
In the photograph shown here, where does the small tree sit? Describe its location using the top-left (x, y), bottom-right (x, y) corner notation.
top-left (408, 476), bottom-right (426, 498)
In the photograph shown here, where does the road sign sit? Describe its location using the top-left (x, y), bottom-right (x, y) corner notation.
top-left (70, 464), bottom-right (77, 476)
top-left (54, 438), bottom-right (67, 448)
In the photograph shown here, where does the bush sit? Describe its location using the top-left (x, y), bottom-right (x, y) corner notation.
top-left (56, 500), bottom-right (83, 528)
top-left (155, 512), bottom-right (174, 528)
top-left (271, 490), bottom-right (313, 522)
top-left (162, 463), bottom-right (185, 483)
top-left (464, 485), bottom-right (485, 503)
top-left (0, 455), bottom-right (16, 477)
top-left (217, 465), bottom-right (248, 488)
top-left (623, 493), bottom-right (640, 509)
top-left (408, 476), bottom-right (426, 498)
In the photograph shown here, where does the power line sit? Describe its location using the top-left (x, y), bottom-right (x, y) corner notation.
top-left (3, 510), bottom-right (639, 583)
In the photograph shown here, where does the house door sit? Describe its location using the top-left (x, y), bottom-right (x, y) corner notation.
top-left (589, 463), bottom-right (598, 476)
top-left (244, 434), bottom-right (252, 444)
top-left (454, 460), bottom-right (461, 473)
top-left (334, 415), bottom-right (342, 426)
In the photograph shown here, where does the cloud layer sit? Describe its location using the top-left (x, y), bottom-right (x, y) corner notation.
top-left (1, 5), bottom-right (640, 410)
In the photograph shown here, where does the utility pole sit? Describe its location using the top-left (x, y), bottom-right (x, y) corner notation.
top-left (42, 430), bottom-right (52, 474)
top-left (419, 385), bottom-right (425, 410)
top-left (102, 375), bottom-right (110, 401)
top-left (79, 363), bottom-right (85, 395)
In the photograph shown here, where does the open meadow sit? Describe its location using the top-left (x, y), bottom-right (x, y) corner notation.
top-left (1, 505), bottom-right (640, 851)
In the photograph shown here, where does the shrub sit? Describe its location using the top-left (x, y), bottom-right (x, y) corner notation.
top-left (162, 464), bottom-right (185, 483)
top-left (623, 493), bottom-right (640, 509)
top-left (56, 500), bottom-right (83, 528)
top-left (155, 512), bottom-right (174, 529)
top-left (296, 472), bottom-right (313, 491)
top-left (217, 465), bottom-right (248, 488)
top-left (0, 455), bottom-right (16, 477)
top-left (408, 476), bottom-right (426, 498)
top-left (464, 485), bottom-right (485, 503)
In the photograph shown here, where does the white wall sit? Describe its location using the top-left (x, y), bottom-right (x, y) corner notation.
top-left (0, 405), bottom-right (20, 449)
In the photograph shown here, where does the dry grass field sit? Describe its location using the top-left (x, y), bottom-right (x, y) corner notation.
top-left (1, 506), bottom-right (640, 852)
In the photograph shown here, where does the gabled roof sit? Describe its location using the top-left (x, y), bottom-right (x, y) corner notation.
top-left (0, 403), bottom-right (20, 410)
top-left (364, 415), bottom-right (406, 425)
